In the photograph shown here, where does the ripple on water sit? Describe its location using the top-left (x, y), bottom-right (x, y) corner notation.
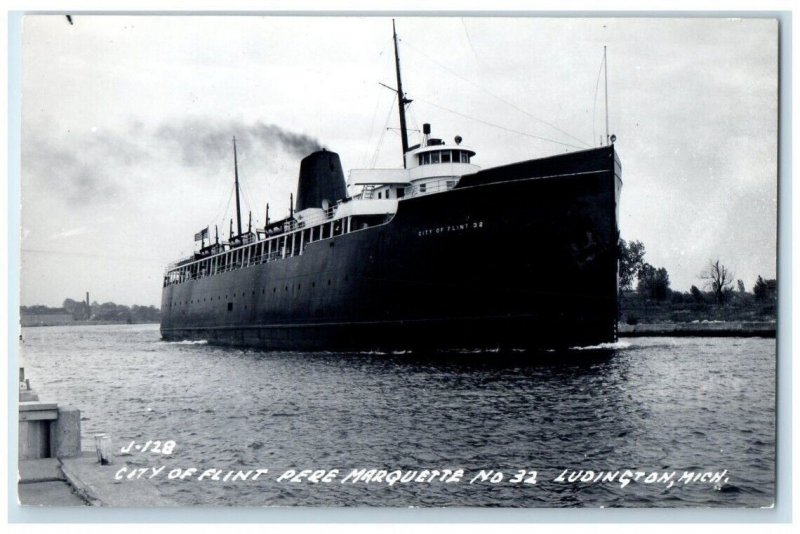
top-left (18, 325), bottom-right (776, 507)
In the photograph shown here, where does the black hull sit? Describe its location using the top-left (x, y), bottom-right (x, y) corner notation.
top-left (161, 146), bottom-right (622, 351)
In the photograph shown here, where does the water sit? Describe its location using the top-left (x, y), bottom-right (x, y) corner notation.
top-left (19, 324), bottom-right (775, 507)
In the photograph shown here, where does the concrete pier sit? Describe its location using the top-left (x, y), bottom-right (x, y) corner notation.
top-left (60, 452), bottom-right (176, 507)
top-left (18, 458), bottom-right (87, 506)
top-left (17, 369), bottom-right (173, 507)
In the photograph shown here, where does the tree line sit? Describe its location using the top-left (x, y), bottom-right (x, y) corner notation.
top-left (619, 239), bottom-right (777, 304)
top-left (21, 298), bottom-right (161, 323)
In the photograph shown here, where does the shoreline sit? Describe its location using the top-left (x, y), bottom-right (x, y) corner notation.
top-left (20, 320), bottom-right (777, 339)
top-left (20, 320), bottom-right (160, 328)
top-left (617, 321), bottom-right (775, 338)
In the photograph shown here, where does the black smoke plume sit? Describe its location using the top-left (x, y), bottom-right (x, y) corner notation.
top-left (156, 118), bottom-right (322, 168)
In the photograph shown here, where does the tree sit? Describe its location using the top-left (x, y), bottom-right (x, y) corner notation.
top-left (753, 275), bottom-right (777, 302)
top-left (702, 259), bottom-right (734, 304)
top-left (737, 280), bottom-right (746, 293)
top-left (619, 239), bottom-right (646, 291)
top-left (690, 285), bottom-right (705, 303)
top-left (63, 297), bottom-right (89, 320)
top-left (637, 262), bottom-right (671, 300)
top-left (63, 298), bottom-right (78, 314)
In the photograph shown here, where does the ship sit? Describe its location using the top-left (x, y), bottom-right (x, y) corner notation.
top-left (160, 22), bottom-right (623, 351)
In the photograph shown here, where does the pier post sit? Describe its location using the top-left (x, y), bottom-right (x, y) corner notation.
top-left (50, 406), bottom-right (81, 458)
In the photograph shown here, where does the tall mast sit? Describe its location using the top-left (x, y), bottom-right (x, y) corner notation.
top-left (393, 19), bottom-right (411, 167)
top-left (233, 137), bottom-right (243, 237)
top-left (604, 45), bottom-right (609, 146)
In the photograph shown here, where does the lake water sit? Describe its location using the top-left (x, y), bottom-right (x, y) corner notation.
top-left (18, 324), bottom-right (775, 508)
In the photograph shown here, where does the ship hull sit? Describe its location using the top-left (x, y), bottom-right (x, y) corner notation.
top-left (161, 146), bottom-right (622, 351)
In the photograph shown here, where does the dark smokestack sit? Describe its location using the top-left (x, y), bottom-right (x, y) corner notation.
top-left (295, 150), bottom-right (347, 212)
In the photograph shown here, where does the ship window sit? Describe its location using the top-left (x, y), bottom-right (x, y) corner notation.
top-left (441, 151), bottom-right (451, 163)
top-left (397, 188), bottom-right (405, 198)
top-left (431, 151), bottom-right (440, 164)
top-left (420, 183), bottom-right (427, 193)
top-left (460, 152), bottom-right (470, 163)
top-left (422, 153), bottom-right (430, 165)
top-left (378, 192), bottom-right (382, 199)
top-left (385, 189), bottom-right (391, 199)
top-left (227, 302), bottom-right (233, 311)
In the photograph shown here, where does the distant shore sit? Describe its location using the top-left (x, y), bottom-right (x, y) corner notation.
top-left (20, 320), bottom-right (160, 328)
top-left (617, 320), bottom-right (776, 338)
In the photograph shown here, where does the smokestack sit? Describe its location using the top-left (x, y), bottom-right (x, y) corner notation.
top-left (422, 123), bottom-right (431, 146)
top-left (295, 150), bottom-right (346, 212)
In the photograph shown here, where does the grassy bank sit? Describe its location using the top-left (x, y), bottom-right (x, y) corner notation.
top-left (619, 290), bottom-right (776, 325)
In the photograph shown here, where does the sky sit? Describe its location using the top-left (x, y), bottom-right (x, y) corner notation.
top-left (18, 15), bottom-right (778, 307)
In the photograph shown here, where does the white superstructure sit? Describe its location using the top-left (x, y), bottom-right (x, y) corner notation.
top-left (347, 123), bottom-right (479, 202)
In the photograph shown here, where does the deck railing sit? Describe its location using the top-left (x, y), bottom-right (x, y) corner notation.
top-left (164, 179), bottom-right (456, 287)
top-left (164, 210), bottom-right (353, 287)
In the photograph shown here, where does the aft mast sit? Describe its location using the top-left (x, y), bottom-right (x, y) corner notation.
top-left (604, 45), bottom-right (609, 146)
top-left (233, 137), bottom-right (243, 238)
top-left (393, 19), bottom-right (412, 168)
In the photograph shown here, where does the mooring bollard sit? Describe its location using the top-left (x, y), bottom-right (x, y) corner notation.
top-left (19, 367), bottom-right (39, 402)
top-left (94, 433), bottom-right (113, 465)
